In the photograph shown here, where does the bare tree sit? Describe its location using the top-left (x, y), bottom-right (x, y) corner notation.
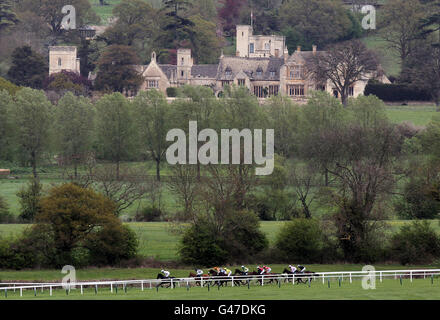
top-left (307, 40), bottom-right (379, 106)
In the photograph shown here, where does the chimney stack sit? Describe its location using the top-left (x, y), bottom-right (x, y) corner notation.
top-left (312, 45), bottom-right (317, 55)
top-left (297, 46), bottom-right (301, 52)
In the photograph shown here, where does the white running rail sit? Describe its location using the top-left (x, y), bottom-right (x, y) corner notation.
top-left (1, 269), bottom-right (439, 297)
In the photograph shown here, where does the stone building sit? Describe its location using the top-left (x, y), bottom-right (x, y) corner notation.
top-left (48, 46), bottom-right (80, 76)
top-left (49, 25), bottom-right (389, 100)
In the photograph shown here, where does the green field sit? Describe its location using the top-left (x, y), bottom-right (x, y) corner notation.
top-left (0, 277), bottom-right (439, 300)
top-left (1, 221), bottom-right (440, 261)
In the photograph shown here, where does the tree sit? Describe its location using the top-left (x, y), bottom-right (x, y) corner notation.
top-left (307, 40), bottom-right (379, 106)
top-left (94, 45), bottom-right (143, 94)
top-left (0, 0), bottom-right (19, 32)
top-left (17, 0), bottom-right (100, 37)
top-left (36, 183), bottom-right (137, 266)
top-left (189, 14), bottom-right (222, 64)
top-left (0, 77), bottom-right (20, 95)
top-left (54, 92), bottom-right (94, 178)
top-left (280, 0), bottom-right (354, 49)
top-left (95, 93), bottom-right (135, 179)
top-left (275, 218), bottom-right (325, 262)
top-left (133, 90), bottom-right (171, 181)
top-left (44, 70), bottom-right (92, 97)
top-left (379, 0), bottom-right (427, 65)
top-left (0, 89), bottom-right (13, 160)
top-left (218, 0), bottom-right (247, 35)
top-left (16, 177), bottom-right (43, 222)
top-left (12, 88), bottom-right (53, 178)
top-left (101, 0), bottom-right (156, 46)
top-left (7, 46), bottom-right (47, 89)
top-left (403, 37), bottom-right (440, 108)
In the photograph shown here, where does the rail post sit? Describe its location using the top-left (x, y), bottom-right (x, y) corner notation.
top-left (410, 271), bottom-right (413, 282)
top-left (20, 288), bottom-right (23, 297)
top-left (292, 275), bottom-right (295, 285)
top-left (95, 284), bottom-right (98, 294)
top-left (231, 276), bottom-right (234, 287)
top-left (349, 273), bottom-right (352, 284)
top-left (380, 272), bottom-right (382, 283)
top-left (171, 279), bottom-right (174, 289)
top-left (4, 289), bottom-right (7, 298)
top-left (328, 279), bottom-right (330, 288)
top-left (80, 284), bottom-right (83, 295)
top-left (111, 283), bottom-right (113, 293)
top-left (400, 275), bottom-right (402, 286)
top-left (50, 286), bottom-right (52, 296)
top-left (141, 281), bottom-right (143, 291)
top-left (34, 287), bottom-right (36, 297)
top-left (338, 277), bottom-right (341, 287)
top-left (322, 274), bottom-right (325, 284)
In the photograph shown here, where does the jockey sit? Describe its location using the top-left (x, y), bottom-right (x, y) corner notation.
top-left (297, 265), bottom-right (306, 273)
top-left (224, 267), bottom-right (232, 277)
top-left (289, 265), bottom-right (297, 273)
top-left (219, 268), bottom-right (226, 275)
top-left (257, 266), bottom-right (265, 275)
top-left (161, 269), bottom-right (170, 278)
top-left (213, 267), bottom-right (221, 274)
top-left (263, 265), bottom-right (271, 274)
top-left (241, 265), bottom-right (249, 275)
top-left (195, 268), bottom-right (204, 276)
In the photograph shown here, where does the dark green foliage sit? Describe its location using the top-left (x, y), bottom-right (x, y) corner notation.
top-left (390, 221), bottom-right (440, 265)
top-left (275, 218), bottom-right (325, 263)
top-left (7, 46), bottom-right (47, 89)
top-left (134, 206), bottom-right (163, 222)
top-left (395, 178), bottom-right (440, 219)
top-left (166, 87), bottom-right (179, 97)
top-left (0, 195), bottom-right (15, 223)
top-left (0, 0), bottom-right (19, 32)
top-left (16, 177), bottom-right (42, 222)
top-left (179, 218), bottom-right (228, 266)
top-left (364, 82), bottom-right (431, 102)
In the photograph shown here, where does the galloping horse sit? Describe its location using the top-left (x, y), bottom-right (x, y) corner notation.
top-left (282, 269), bottom-right (315, 284)
top-left (156, 273), bottom-right (176, 288)
top-left (188, 272), bottom-right (210, 286)
top-left (208, 269), bottom-right (229, 287)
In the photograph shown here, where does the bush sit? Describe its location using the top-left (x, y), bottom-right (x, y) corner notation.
top-left (275, 218), bottom-right (325, 263)
top-left (0, 77), bottom-right (20, 95)
top-left (390, 221), bottom-right (440, 265)
top-left (179, 219), bottom-right (229, 267)
top-left (166, 87), bottom-right (179, 97)
top-left (16, 177), bottom-right (42, 222)
top-left (364, 82), bottom-right (431, 102)
top-left (134, 206), bottom-right (162, 222)
top-left (0, 196), bottom-right (15, 223)
top-left (86, 224), bottom-right (139, 266)
top-left (396, 180), bottom-right (440, 220)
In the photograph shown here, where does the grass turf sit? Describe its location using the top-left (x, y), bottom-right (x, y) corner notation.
top-left (1, 278), bottom-right (439, 300)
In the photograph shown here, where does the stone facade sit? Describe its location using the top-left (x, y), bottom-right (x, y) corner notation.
top-left (49, 25), bottom-right (390, 100)
top-left (49, 46), bottom-right (80, 76)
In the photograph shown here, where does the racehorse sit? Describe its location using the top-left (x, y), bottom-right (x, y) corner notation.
top-left (188, 272), bottom-right (210, 286)
top-left (282, 269), bottom-right (315, 284)
top-left (156, 273), bottom-right (176, 288)
top-left (208, 269), bottom-right (229, 287)
top-left (248, 270), bottom-right (280, 286)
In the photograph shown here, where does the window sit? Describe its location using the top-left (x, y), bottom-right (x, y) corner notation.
top-left (222, 80), bottom-right (231, 87)
top-left (147, 80), bottom-right (159, 88)
top-left (225, 67), bottom-right (232, 76)
top-left (253, 86), bottom-right (266, 98)
top-left (289, 66), bottom-right (302, 79)
top-left (181, 71), bottom-right (184, 77)
top-left (287, 85), bottom-right (304, 96)
top-left (316, 85), bottom-right (326, 91)
top-left (238, 79), bottom-right (245, 86)
top-left (270, 70), bottom-right (276, 77)
top-left (181, 57), bottom-right (184, 65)
top-left (58, 58), bottom-right (62, 66)
top-left (265, 43), bottom-right (270, 50)
top-left (348, 86), bottom-right (354, 96)
top-left (269, 85), bottom-right (279, 96)
top-left (256, 67), bottom-right (263, 76)
top-left (249, 43), bottom-right (254, 53)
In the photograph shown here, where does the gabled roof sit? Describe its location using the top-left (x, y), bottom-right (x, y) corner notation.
top-left (191, 65), bottom-right (218, 78)
top-left (217, 56), bottom-right (284, 81)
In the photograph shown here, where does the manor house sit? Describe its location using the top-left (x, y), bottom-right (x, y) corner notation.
top-left (49, 25), bottom-right (389, 100)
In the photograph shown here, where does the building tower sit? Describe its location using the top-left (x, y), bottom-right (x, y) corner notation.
top-left (236, 25), bottom-right (252, 58)
top-left (177, 48), bottom-right (193, 83)
top-left (49, 46), bottom-right (80, 75)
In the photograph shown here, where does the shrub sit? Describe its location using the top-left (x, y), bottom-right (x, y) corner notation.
top-left (134, 206), bottom-right (162, 222)
top-left (179, 219), bottom-right (229, 267)
top-left (364, 82), bottom-right (431, 102)
top-left (166, 87), bottom-right (179, 97)
top-left (395, 178), bottom-right (440, 219)
top-left (390, 221), bottom-right (440, 265)
top-left (275, 218), bottom-right (325, 263)
top-left (16, 177), bottom-right (43, 222)
top-left (0, 77), bottom-right (20, 95)
top-left (86, 224), bottom-right (139, 266)
top-left (0, 196), bottom-right (15, 223)
top-left (43, 70), bottom-right (92, 97)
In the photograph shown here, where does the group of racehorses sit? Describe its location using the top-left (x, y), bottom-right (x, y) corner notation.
top-left (156, 268), bottom-right (316, 288)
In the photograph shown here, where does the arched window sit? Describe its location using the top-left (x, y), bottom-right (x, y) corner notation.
top-left (58, 58), bottom-right (62, 66)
